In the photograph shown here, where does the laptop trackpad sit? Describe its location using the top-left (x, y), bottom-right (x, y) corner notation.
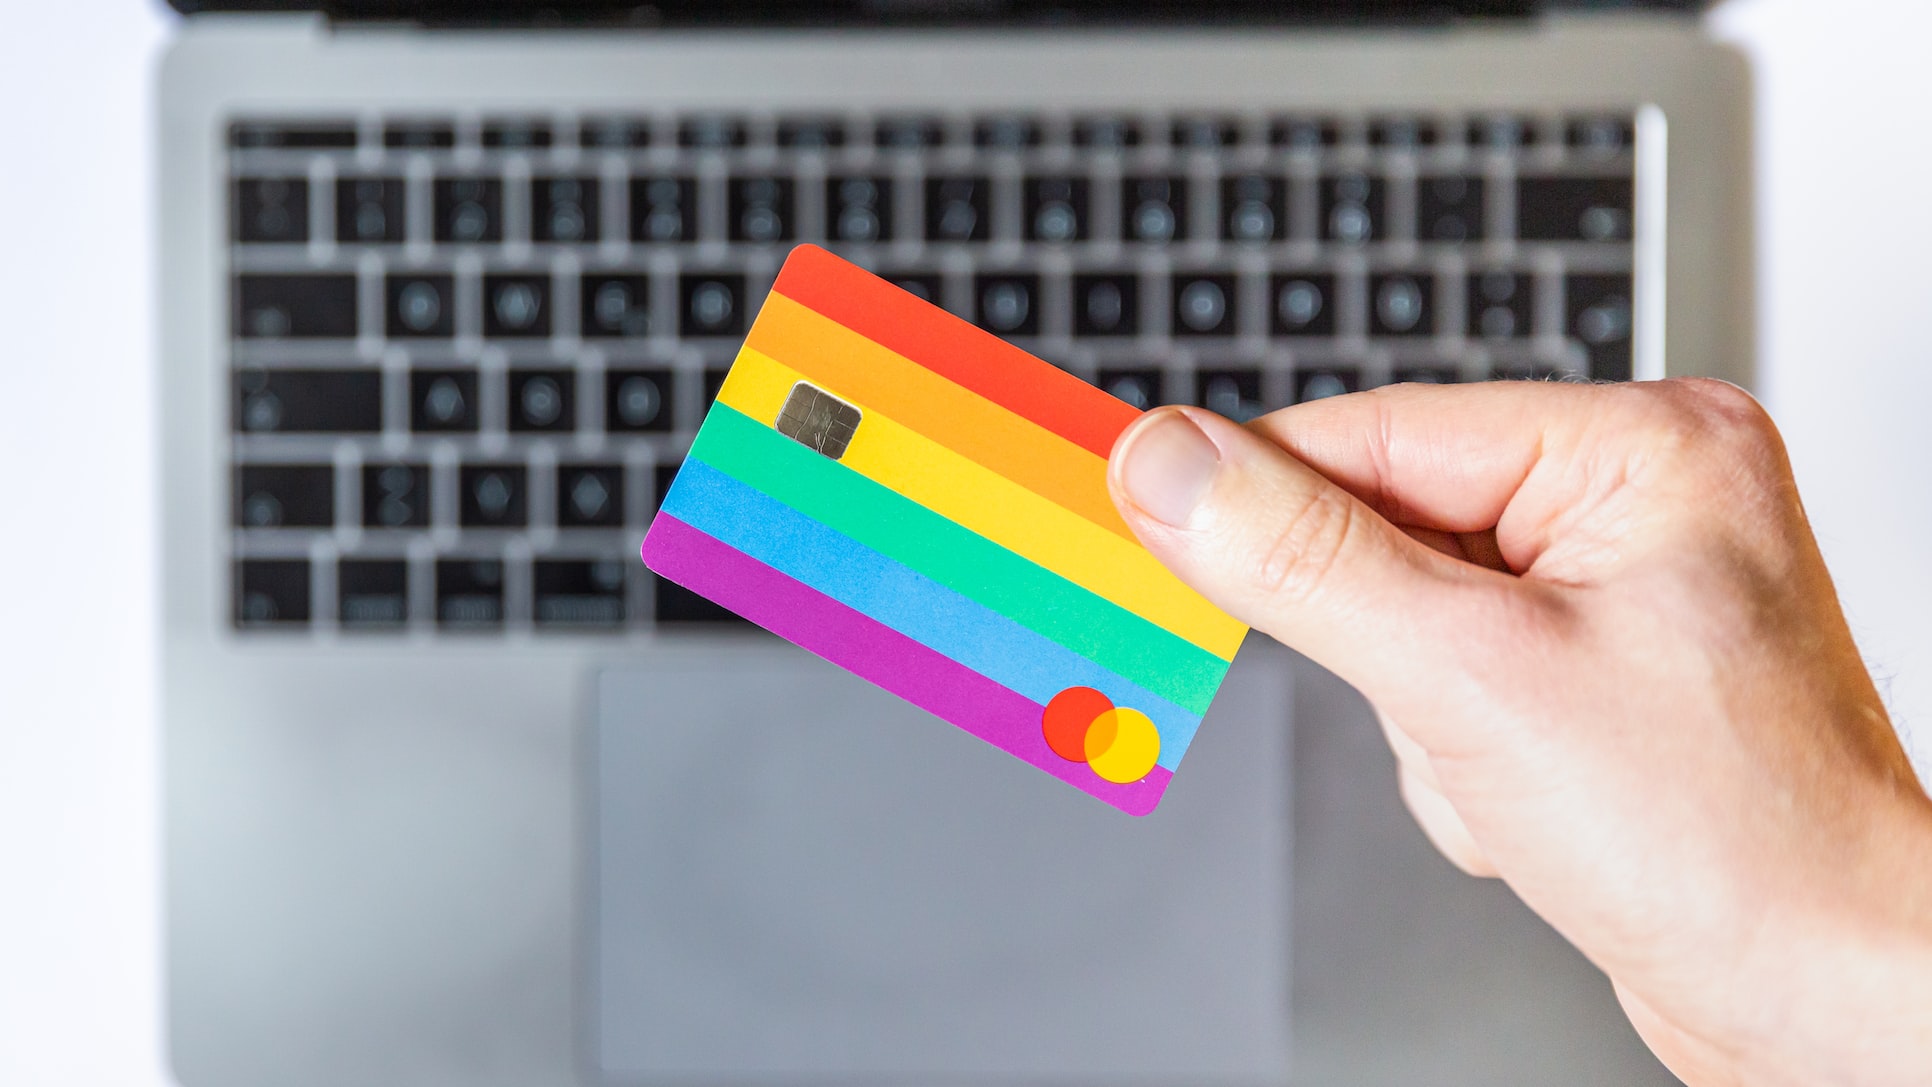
top-left (592, 644), bottom-right (1292, 1083)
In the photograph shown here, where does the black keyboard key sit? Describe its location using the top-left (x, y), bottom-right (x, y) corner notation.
top-left (1024, 177), bottom-right (1089, 243)
top-left (581, 116), bottom-right (651, 149)
top-left (1097, 368), bottom-right (1163, 410)
top-left (1567, 117), bottom-right (1633, 157)
top-left (1195, 368), bottom-right (1267, 421)
top-left (1418, 175), bottom-right (1485, 242)
top-left (1269, 274), bottom-right (1335, 337)
top-left (1270, 117), bottom-right (1340, 150)
top-left (1295, 367), bottom-right (1361, 403)
top-left (728, 177), bottom-right (796, 244)
top-left (231, 122), bottom-right (354, 150)
top-left (234, 178), bottom-right (309, 243)
top-left (410, 370), bottom-right (478, 432)
top-left (1491, 362), bottom-right (1570, 383)
top-left (558, 465), bottom-right (624, 528)
top-left (882, 273), bottom-right (940, 305)
top-left (235, 370), bottom-right (380, 434)
top-left (778, 117), bottom-right (847, 149)
top-left (532, 177), bottom-right (599, 243)
top-left (581, 275), bottom-right (652, 338)
top-left (973, 275), bottom-right (1039, 336)
top-left (630, 177), bottom-right (697, 243)
top-left (679, 275), bottom-right (746, 337)
top-left (1370, 118), bottom-right (1437, 148)
top-left (826, 176), bottom-right (893, 244)
top-left (678, 116), bottom-right (748, 149)
top-left (383, 122), bottom-right (454, 149)
top-left (236, 275), bottom-right (356, 339)
top-left (1172, 275), bottom-right (1237, 337)
top-left (235, 465), bottom-right (333, 528)
top-left (509, 370), bottom-right (574, 432)
top-left (1469, 271), bottom-right (1532, 339)
top-left (535, 560), bottom-right (628, 626)
top-left (1474, 114), bottom-right (1538, 151)
top-left (1122, 176), bottom-right (1188, 243)
top-left (236, 560), bottom-right (310, 625)
top-left (337, 177), bottom-right (405, 243)
top-left (482, 119), bottom-right (553, 149)
top-left (875, 116), bottom-right (944, 149)
top-left (1073, 117), bottom-right (1141, 149)
top-left (974, 116), bottom-right (1041, 149)
top-left (655, 573), bottom-right (748, 624)
top-left (1394, 365), bottom-right (1462, 385)
top-left (1517, 177), bottom-right (1633, 242)
top-left (484, 274), bottom-right (551, 338)
top-left (703, 366), bottom-right (732, 405)
top-left (1072, 274), bottom-right (1139, 337)
top-left (654, 464), bottom-right (679, 513)
top-left (926, 176), bottom-right (989, 243)
top-left (1370, 274), bottom-right (1434, 337)
top-left (605, 369), bottom-right (673, 432)
top-left (339, 560), bottom-right (408, 626)
top-left (437, 560), bottom-right (503, 627)
top-left (461, 465), bottom-right (528, 528)
top-left (1321, 174), bottom-right (1384, 244)
top-left (1171, 116), bottom-right (1240, 149)
top-left (386, 274), bottom-right (454, 338)
top-left (1221, 174), bottom-right (1286, 243)
top-left (434, 178), bottom-right (503, 243)
top-left (362, 464), bottom-right (430, 529)
top-left (1566, 274), bottom-right (1634, 381)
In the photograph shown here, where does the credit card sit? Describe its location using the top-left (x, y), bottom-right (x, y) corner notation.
top-left (642, 245), bottom-right (1247, 815)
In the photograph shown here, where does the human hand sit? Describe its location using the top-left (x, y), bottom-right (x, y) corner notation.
top-left (1106, 379), bottom-right (1932, 1086)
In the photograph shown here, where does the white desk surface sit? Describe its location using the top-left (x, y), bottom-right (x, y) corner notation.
top-left (2, 1), bottom-right (1926, 1082)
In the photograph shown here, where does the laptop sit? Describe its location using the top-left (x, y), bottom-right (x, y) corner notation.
top-left (157, 2), bottom-right (1750, 1084)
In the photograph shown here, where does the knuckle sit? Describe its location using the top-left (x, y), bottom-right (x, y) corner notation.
top-left (1633, 379), bottom-right (1787, 482)
top-left (1249, 483), bottom-right (1360, 605)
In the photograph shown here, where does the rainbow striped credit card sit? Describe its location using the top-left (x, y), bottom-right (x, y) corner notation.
top-left (641, 246), bottom-right (1248, 815)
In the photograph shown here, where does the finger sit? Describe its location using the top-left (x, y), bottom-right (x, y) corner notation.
top-left (1399, 763), bottom-right (1499, 879)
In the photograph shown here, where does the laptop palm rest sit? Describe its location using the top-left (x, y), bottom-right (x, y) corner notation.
top-left (592, 644), bottom-right (1293, 1083)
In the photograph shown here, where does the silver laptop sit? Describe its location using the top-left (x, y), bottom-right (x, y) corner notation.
top-left (158, 2), bottom-right (1750, 1083)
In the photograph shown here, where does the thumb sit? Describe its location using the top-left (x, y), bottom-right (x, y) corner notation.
top-left (1107, 405), bottom-right (1497, 690)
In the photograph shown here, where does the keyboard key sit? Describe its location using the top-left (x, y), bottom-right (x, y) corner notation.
top-left (655, 572), bottom-right (748, 624)
top-left (434, 178), bottom-right (503, 243)
top-left (605, 369), bottom-right (673, 432)
top-left (1221, 174), bottom-right (1286, 243)
top-left (338, 560), bottom-right (408, 626)
top-left (236, 560), bottom-right (310, 625)
top-left (532, 177), bottom-right (599, 243)
top-left (1517, 177), bottom-right (1633, 242)
top-left (1171, 116), bottom-right (1239, 149)
top-left (1393, 365), bottom-right (1462, 385)
top-left (703, 366), bottom-right (732, 405)
top-left (875, 116), bottom-right (944, 149)
top-left (1097, 368), bottom-right (1163, 410)
top-left (881, 272), bottom-right (940, 305)
top-left (232, 122), bottom-right (354, 150)
top-left (1370, 118), bottom-right (1437, 148)
top-left (1566, 274), bottom-right (1634, 381)
top-left (580, 116), bottom-right (651, 149)
top-left (1567, 116), bottom-right (1633, 157)
top-left (235, 274), bottom-right (356, 338)
top-left (826, 175), bottom-right (893, 244)
top-left (974, 116), bottom-right (1041, 149)
top-left (1321, 173), bottom-right (1385, 244)
top-left (1024, 177), bottom-right (1089, 243)
top-left (654, 464), bottom-right (679, 513)
top-left (336, 177), bottom-right (405, 243)
top-left (973, 275), bottom-right (1039, 336)
top-left (778, 117), bottom-right (847, 149)
top-left (362, 464), bottom-right (430, 529)
top-left (1295, 367), bottom-right (1361, 403)
top-left (678, 116), bottom-right (748, 149)
top-left (383, 122), bottom-right (454, 149)
top-left (509, 370), bottom-right (574, 432)
top-left (1418, 175), bottom-right (1485, 242)
top-left (1370, 273), bottom-right (1434, 337)
top-left (1491, 362), bottom-right (1569, 382)
top-left (1474, 114), bottom-right (1538, 151)
top-left (482, 119), bottom-right (553, 148)
top-left (437, 559), bottom-right (503, 626)
top-left (1072, 274), bottom-right (1139, 337)
top-left (926, 176), bottom-right (989, 242)
top-left (1172, 275), bottom-right (1237, 336)
top-left (234, 178), bottom-right (308, 243)
top-left (386, 274), bottom-right (454, 338)
top-left (1269, 274), bottom-right (1336, 337)
top-left (1469, 271), bottom-right (1532, 338)
top-left (679, 274), bottom-right (746, 336)
top-left (461, 465), bottom-right (528, 528)
top-left (1073, 117), bottom-right (1141, 149)
top-left (728, 177), bottom-right (796, 244)
top-left (630, 177), bottom-right (697, 243)
top-left (235, 465), bottom-right (333, 528)
top-left (581, 275), bottom-right (652, 338)
top-left (1122, 176), bottom-right (1188, 243)
top-left (484, 274), bottom-right (551, 338)
top-left (235, 370), bottom-right (380, 434)
top-left (558, 465), bottom-right (624, 527)
top-left (1270, 116), bottom-right (1340, 150)
top-left (534, 560), bottom-right (628, 626)
top-left (1195, 368), bottom-right (1267, 421)
top-left (410, 370), bottom-right (478, 432)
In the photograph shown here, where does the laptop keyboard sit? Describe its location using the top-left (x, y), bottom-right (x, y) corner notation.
top-left (225, 111), bottom-right (1639, 634)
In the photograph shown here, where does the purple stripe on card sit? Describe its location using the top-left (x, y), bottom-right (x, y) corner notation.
top-left (643, 513), bottom-right (1173, 816)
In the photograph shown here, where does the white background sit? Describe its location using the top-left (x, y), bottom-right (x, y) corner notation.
top-left (1, 1), bottom-right (1927, 1082)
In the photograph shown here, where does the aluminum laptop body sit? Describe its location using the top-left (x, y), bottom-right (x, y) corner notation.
top-left (158, 2), bottom-right (1749, 1084)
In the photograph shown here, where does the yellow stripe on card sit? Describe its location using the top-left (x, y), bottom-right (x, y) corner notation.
top-left (716, 349), bottom-right (1247, 661)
